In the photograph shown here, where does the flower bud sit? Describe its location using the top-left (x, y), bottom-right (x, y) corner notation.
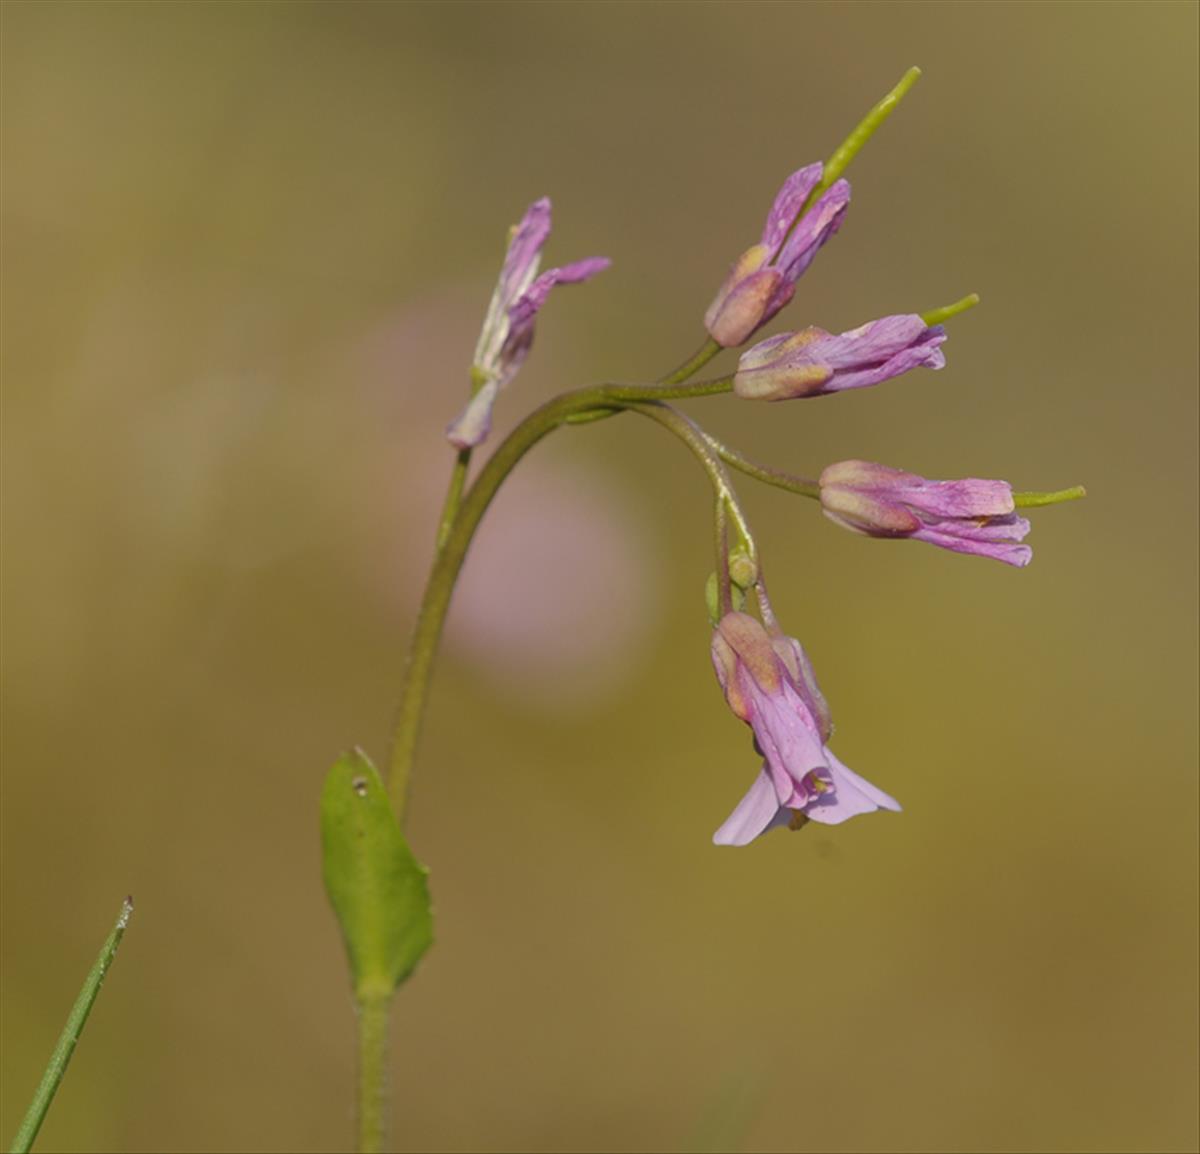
top-left (819, 459), bottom-right (1032, 566)
top-left (727, 549), bottom-right (758, 590)
top-left (703, 164), bottom-right (850, 348)
top-left (734, 315), bottom-right (945, 402)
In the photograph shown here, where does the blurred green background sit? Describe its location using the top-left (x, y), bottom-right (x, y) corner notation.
top-left (2, 3), bottom-right (1197, 1151)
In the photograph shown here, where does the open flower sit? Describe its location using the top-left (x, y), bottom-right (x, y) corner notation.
top-left (704, 163), bottom-right (850, 348)
top-left (710, 611), bottom-right (900, 846)
top-left (446, 198), bottom-right (609, 450)
top-left (819, 459), bottom-right (1032, 566)
top-left (734, 314), bottom-right (946, 400)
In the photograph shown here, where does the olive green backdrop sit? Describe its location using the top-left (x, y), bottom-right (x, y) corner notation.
top-left (2, 2), bottom-right (1196, 1151)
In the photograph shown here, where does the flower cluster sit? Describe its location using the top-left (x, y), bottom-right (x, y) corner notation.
top-left (439, 71), bottom-right (1082, 848)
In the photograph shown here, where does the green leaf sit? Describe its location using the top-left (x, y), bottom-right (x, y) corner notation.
top-left (320, 749), bottom-right (432, 998)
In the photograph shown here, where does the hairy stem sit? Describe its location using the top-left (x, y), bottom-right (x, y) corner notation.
top-left (356, 992), bottom-right (390, 1154)
top-left (705, 433), bottom-right (821, 498)
top-left (624, 401), bottom-right (753, 547)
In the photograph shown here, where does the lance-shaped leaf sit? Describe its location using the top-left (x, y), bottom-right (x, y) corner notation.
top-left (321, 749), bottom-right (432, 997)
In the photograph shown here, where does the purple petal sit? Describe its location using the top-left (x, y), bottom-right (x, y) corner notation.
top-left (760, 163), bottom-right (824, 256)
top-left (551, 256), bottom-right (612, 285)
top-left (713, 768), bottom-right (785, 846)
top-left (891, 477), bottom-right (1015, 519)
top-left (926, 513), bottom-right (1031, 542)
top-left (817, 315), bottom-right (932, 369)
top-left (912, 520), bottom-right (1033, 566)
top-left (771, 635), bottom-right (833, 744)
top-left (825, 338), bottom-right (946, 392)
top-left (777, 179), bottom-right (850, 285)
top-left (499, 198), bottom-right (552, 305)
top-left (804, 749), bottom-right (901, 825)
top-left (445, 379), bottom-right (499, 450)
top-left (747, 682), bottom-right (829, 802)
top-left (509, 258), bottom-right (612, 330)
top-left (495, 259), bottom-right (609, 388)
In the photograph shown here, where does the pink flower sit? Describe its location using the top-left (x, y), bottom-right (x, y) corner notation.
top-left (710, 612), bottom-right (900, 846)
top-left (734, 314), bottom-right (946, 400)
top-left (704, 164), bottom-right (850, 348)
top-left (446, 198), bottom-right (609, 449)
top-left (819, 460), bottom-right (1032, 567)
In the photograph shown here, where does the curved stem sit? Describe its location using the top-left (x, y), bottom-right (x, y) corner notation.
top-left (387, 385), bottom-right (734, 817)
top-left (714, 497), bottom-right (732, 617)
top-left (659, 336), bottom-right (723, 385)
top-left (704, 433), bottom-right (820, 499)
top-left (611, 375), bottom-right (734, 401)
top-left (435, 449), bottom-right (471, 550)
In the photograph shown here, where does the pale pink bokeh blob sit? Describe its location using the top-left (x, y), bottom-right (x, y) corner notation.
top-left (354, 286), bottom-right (660, 708)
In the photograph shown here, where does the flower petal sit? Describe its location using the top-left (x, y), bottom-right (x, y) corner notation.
top-left (892, 477), bottom-right (1015, 519)
top-left (818, 315), bottom-right (931, 368)
top-left (760, 163), bottom-right (824, 256)
top-left (500, 198), bottom-right (552, 305)
top-left (750, 684), bottom-right (829, 802)
top-left (777, 179), bottom-right (850, 284)
top-left (713, 768), bottom-right (785, 846)
top-left (804, 749), bottom-right (901, 825)
top-left (551, 256), bottom-right (612, 285)
top-left (912, 524), bottom-right (1033, 567)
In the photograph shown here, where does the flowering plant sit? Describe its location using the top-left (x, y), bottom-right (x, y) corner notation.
top-left (306, 66), bottom-right (1089, 1153)
top-left (6, 64), bottom-right (1088, 1154)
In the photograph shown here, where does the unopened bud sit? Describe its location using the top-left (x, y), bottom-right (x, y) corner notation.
top-left (734, 315), bottom-right (944, 403)
top-left (819, 459), bottom-right (1033, 567)
top-left (728, 549), bottom-right (758, 590)
top-left (705, 572), bottom-right (744, 625)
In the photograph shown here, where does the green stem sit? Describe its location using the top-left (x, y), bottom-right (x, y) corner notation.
top-left (10, 898), bottom-right (133, 1154)
top-left (625, 401), bottom-right (756, 559)
top-left (705, 433), bottom-right (820, 498)
top-left (435, 450), bottom-right (471, 551)
top-left (659, 336), bottom-right (723, 386)
top-left (714, 496), bottom-right (733, 617)
top-left (1014, 485), bottom-right (1087, 507)
top-left (387, 382), bottom-right (734, 817)
top-left (356, 991), bottom-right (390, 1154)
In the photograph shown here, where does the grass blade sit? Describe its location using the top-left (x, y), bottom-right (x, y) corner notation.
top-left (9, 897), bottom-right (134, 1154)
